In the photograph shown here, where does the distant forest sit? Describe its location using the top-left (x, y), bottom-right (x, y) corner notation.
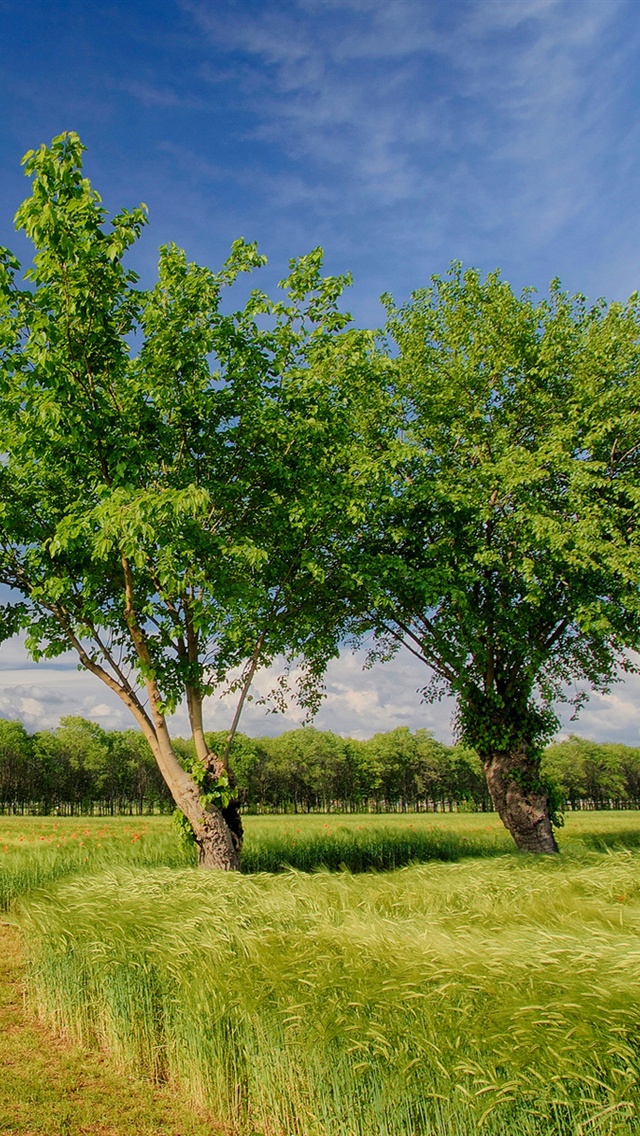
top-left (0, 717), bottom-right (638, 816)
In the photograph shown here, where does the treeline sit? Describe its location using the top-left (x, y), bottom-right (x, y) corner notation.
top-left (543, 736), bottom-right (640, 811)
top-left (1, 717), bottom-right (639, 815)
top-left (0, 718), bottom-right (169, 815)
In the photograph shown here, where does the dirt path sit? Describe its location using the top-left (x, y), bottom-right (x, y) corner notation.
top-left (0, 922), bottom-right (221, 1136)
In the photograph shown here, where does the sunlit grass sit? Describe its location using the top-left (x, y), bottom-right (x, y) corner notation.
top-left (0, 811), bottom-right (515, 912)
top-left (9, 810), bottom-right (640, 1136)
top-left (0, 921), bottom-right (221, 1136)
top-left (3, 810), bottom-right (640, 910)
top-left (0, 815), bottom-right (192, 909)
top-left (241, 810), bottom-right (514, 872)
top-left (242, 809), bottom-right (640, 870)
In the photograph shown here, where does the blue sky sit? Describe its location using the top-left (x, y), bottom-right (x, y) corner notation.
top-left (1, 0), bottom-right (640, 744)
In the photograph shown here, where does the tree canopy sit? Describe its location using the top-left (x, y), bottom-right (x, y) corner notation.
top-left (343, 266), bottom-right (640, 850)
top-left (1, 134), bottom-right (639, 859)
top-left (0, 132), bottom-right (380, 866)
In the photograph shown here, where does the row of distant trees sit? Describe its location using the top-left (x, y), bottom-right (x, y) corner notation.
top-left (0, 716), bottom-right (638, 815)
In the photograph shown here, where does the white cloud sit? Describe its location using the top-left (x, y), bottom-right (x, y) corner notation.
top-left (0, 672), bottom-right (129, 733)
top-left (0, 633), bottom-right (639, 747)
top-left (561, 674), bottom-right (640, 745)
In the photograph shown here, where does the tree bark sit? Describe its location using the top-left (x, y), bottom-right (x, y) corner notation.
top-left (484, 746), bottom-right (559, 854)
top-left (183, 688), bottom-right (243, 867)
top-left (150, 730), bottom-right (241, 871)
top-left (100, 675), bottom-right (241, 871)
top-left (186, 686), bottom-right (210, 766)
top-left (179, 777), bottom-right (241, 871)
top-left (195, 816), bottom-right (240, 869)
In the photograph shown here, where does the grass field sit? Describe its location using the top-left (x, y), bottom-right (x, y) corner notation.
top-left (2, 811), bottom-right (640, 1135)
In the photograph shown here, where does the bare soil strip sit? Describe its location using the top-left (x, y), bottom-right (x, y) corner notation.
top-left (0, 923), bottom-right (220, 1136)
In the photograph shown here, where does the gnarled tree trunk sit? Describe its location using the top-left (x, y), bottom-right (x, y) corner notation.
top-left (484, 745), bottom-right (559, 854)
top-left (142, 697), bottom-right (242, 871)
top-left (172, 772), bottom-right (239, 870)
top-left (195, 751), bottom-right (243, 870)
top-left (183, 691), bottom-right (243, 870)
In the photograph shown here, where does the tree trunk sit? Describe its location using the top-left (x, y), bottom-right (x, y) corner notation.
top-left (174, 775), bottom-right (241, 870)
top-left (66, 632), bottom-right (242, 869)
top-left (193, 803), bottom-right (242, 871)
top-left (184, 688), bottom-right (243, 869)
top-left (140, 697), bottom-right (241, 871)
top-left (484, 747), bottom-right (559, 854)
top-left (145, 729), bottom-right (242, 870)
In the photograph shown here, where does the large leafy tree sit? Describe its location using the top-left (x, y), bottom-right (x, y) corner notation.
top-left (0, 133), bottom-right (375, 867)
top-left (350, 266), bottom-right (640, 852)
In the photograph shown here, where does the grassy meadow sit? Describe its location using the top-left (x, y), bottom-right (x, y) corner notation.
top-left (2, 811), bottom-right (640, 1135)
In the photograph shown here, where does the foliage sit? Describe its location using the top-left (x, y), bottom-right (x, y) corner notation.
top-left (0, 717), bottom-right (171, 813)
top-left (542, 734), bottom-right (640, 808)
top-left (0, 719), bottom-right (34, 804)
top-left (350, 267), bottom-right (640, 765)
top-left (2, 717), bottom-right (640, 815)
top-left (2, 135), bottom-right (640, 852)
top-left (171, 748), bottom-right (232, 850)
top-left (0, 131), bottom-right (375, 714)
top-left (0, 132), bottom-right (385, 854)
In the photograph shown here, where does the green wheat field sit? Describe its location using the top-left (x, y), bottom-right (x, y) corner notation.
top-left (2, 811), bottom-right (640, 1135)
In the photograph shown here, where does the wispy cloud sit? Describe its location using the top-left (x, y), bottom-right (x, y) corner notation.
top-left (180, 0), bottom-right (640, 292)
top-left (118, 79), bottom-right (205, 111)
top-left (182, 0), bottom-right (449, 208)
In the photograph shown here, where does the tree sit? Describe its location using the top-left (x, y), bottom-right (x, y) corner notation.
top-left (45, 716), bottom-right (110, 808)
top-left (0, 133), bottom-right (373, 867)
top-left (0, 719), bottom-right (33, 810)
top-left (542, 735), bottom-right (640, 809)
top-left (107, 728), bottom-right (170, 813)
top-left (346, 266), bottom-right (640, 852)
top-left (361, 727), bottom-right (421, 807)
top-left (259, 727), bottom-right (353, 810)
